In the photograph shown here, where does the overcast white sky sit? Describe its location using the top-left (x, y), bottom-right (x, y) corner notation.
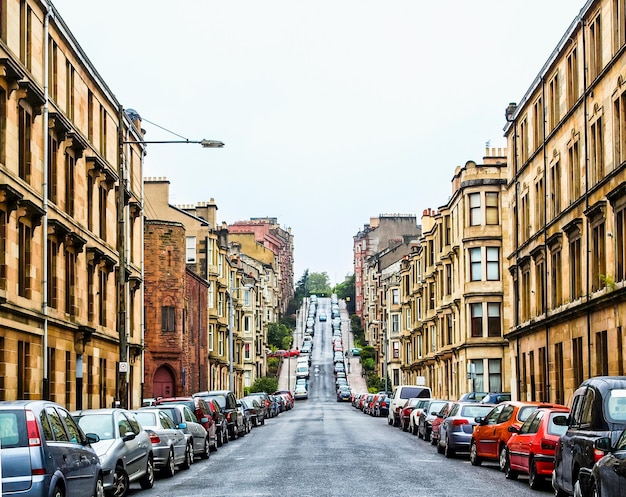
top-left (52, 0), bottom-right (584, 286)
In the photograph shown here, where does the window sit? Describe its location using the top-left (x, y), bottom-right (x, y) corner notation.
top-left (244, 343), bottom-right (251, 360)
top-left (392, 288), bottom-right (399, 305)
top-left (393, 341), bottom-right (400, 359)
top-left (99, 185), bottom-right (107, 241)
top-left (244, 316), bottom-right (251, 334)
top-left (535, 258), bottom-right (545, 315)
top-left (486, 247), bottom-right (500, 281)
top-left (428, 282), bottom-right (435, 310)
top-left (20, 1), bottom-right (32, 71)
top-left (417, 335), bottom-right (422, 358)
top-left (18, 222), bottom-right (31, 298)
top-left (470, 303), bottom-right (482, 337)
top-left (469, 247), bottom-right (481, 281)
top-left (533, 96), bottom-right (544, 149)
top-left (555, 342), bottom-right (564, 405)
top-left (469, 193), bottom-right (481, 226)
top-left (548, 245), bottom-right (562, 309)
top-left (590, 116), bottom-right (604, 185)
top-left (596, 330), bottom-right (609, 376)
top-left (18, 106), bottom-right (32, 183)
top-left (218, 292), bottom-right (224, 317)
top-left (488, 359), bottom-right (502, 392)
top-left (208, 324), bottom-right (214, 352)
top-left (573, 336), bottom-right (584, 387)
top-left (430, 325), bottom-right (436, 352)
top-left (161, 306), bottom-right (175, 332)
top-left (218, 331), bottom-right (224, 356)
top-left (186, 236), bottom-right (196, 263)
top-left (487, 303), bottom-right (501, 337)
top-left (65, 152), bottom-right (75, 217)
top-left (589, 12), bottom-right (602, 80)
top-left (591, 221), bottom-right (606, 292)
top-left (550, 161), bottom-right (561, 218)
top-left (568, 138), bottom-right (581, 202)
top-left (48, 135), bottom-right (58, 203)
top-left (520, 117), bottom-right (529, 163)
top-left (65, 61), bottom-right (75, 120)
top-left (521, 264), bottom-right (531, 321)
top-left (521, 192), bottom-right (530, 240)
top-left (617, 206), bottom-right (626, 282)
top-left (486, 192), bottom-right (499, 225)
top-left (567, 47), bottom-right (579, 109)
top-left (47, 240), bottom-right (58, 309)
top-left (569, 236), bottom-right (582, 300)
top-left (614, 91), bottom-right (626, 166)
top-left (392, 314), bottom-right (399, 333)
top-left (614, 0), bottom-right (626, 50)
top-left (548, 72), bottom-right (560, 131)
top-left (65, 250), bottom-right (76, 315)
top-left (535, 178), bottom-right (545, 228)
top-left (445, 264), bottom-right (452, 295)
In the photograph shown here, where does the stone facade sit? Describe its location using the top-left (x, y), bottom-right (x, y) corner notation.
top-left (0, 0), bottom-right (144, 409)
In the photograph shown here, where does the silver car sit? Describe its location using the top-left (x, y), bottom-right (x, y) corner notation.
top-left (132, 409), bottom-right (191, 477)
top-left (72, 408), bottom-right (154, 497)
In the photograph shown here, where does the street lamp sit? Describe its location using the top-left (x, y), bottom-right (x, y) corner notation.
top-left (229, 282), bottom-right (254, 395)
top-left (116, 107), bottom-right (224, 409)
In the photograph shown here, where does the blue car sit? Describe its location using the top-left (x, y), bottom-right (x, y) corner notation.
top-left (0, 400), bottom-right (104, 497)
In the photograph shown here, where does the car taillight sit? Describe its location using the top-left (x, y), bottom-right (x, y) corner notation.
top-left (593, 446), bottom-right (608, 462)
top-left (145, 429), bottom-right (161, 445)
top-left (382, 402), bottom-right (388, 408)
top-left (452, 419), bottom-right (468, 426)
top-left (26, 409), bottom-right (42, 446)
top-left (541, 439), bottom-right (556, 451)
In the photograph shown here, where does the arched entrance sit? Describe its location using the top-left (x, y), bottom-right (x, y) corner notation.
top-left (153, 365), bottom-right (175, 398)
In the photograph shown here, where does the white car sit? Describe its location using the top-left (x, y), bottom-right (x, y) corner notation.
top-left (294, 384), bottom-right (308, 400)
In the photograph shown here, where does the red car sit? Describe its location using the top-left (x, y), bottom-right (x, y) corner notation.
top-left (399, 398), bottom-right (423, 431)
top-left (505, 406), bottom-right (570, 489)
top-left (430, 401), bottom-right (454, 446)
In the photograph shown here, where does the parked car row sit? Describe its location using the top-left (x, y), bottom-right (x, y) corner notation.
top-left (0, 388), bottom-right (294, 497)
top-left (376, 376), bottom-right (626, 497)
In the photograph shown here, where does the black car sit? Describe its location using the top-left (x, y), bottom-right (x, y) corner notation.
top-left (240, 397), bottom-right (265, 427)
top-left (553, 376), bottom-right (626, 497)
top-left (590, 429), bottom-right (626, 497)
top-left (193, 390), bottom-right (244, 442)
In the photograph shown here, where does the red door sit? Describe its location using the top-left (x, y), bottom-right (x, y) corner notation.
top-left (153, 366), bottom-right (175, 398)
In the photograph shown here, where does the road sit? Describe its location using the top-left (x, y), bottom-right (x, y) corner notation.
top-left (129, 299), bottom-right (552, 497)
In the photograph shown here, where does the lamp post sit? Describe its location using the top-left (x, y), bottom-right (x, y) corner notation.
top-left (116, 107), bottom-right (224, 409)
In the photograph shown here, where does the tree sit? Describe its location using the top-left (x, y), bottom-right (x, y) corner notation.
top-left (249, 376), bottom-right (278, 394)
top-left (334, 274), bottom-right (355, 314)
top-left (267, 322), bottom-right (292, 349)
top-left (307, 272), bottom-right (331, 295)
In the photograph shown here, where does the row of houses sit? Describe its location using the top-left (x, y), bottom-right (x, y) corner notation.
top-left (355, 0), bottom-right (626, 405)
top-left (0, 0), bottom-right (294, 410)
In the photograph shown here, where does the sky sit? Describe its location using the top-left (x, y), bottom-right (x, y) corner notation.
top-left (52, 0), bottom-right (585, 286)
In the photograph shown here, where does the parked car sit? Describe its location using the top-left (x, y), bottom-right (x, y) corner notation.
top-left (589, 429), bottom-right (626, 497)
top-left (437, 402), bottom-right (495, 458)
top-left (142, 404), bottom-right (212, 458)
top-left (294, 384), bottom-right (309, 400)
top-left (430, 401), bottom-right (454, 447)
top-left (244, 392), bottom-right (271, 420)
top-left (240, 397), bottom-right (266, 426)
top-left (480, 392), bottom-right (512, 404)
top-left (417, 399), bottom-right (450, 441)
top-left (267, 395), bottom-right (281, 417)
top-left (373, 395), bottom-right (391, 417)
top-left (274, 390), bottom-right (295, 409)
top-left (132, 409), bottom-right (191, 477)
top-left (399, 397), bottom-right (423, 431)
top-left (193, 390), bottom-right (244, 441)
top-left (409, 399), bottom-right (433, 435)
top-left (154, 396), bottom-right (216, 448)
top-left (0, 400), bottom-right (105, 497)
top-left (388, 385), bottom-right (432, 427)
top-left (337, 386), bottom-right (352, 402)
top-left (235, 402), bottom-right (251, 436)
top-left (553, 376), bottom-right (626, 497)
top-left (205, 398), bottom-right (229, 447)
top-left (458, 391), bottom-right (488, 403)
top-left (72, 408), bottom-right (154, 497)
top-left (470, 401), bottom-right (562, 470)
top-left (504, 406), bottom-right (570, 489)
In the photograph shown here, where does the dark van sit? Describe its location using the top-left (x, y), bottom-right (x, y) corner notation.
top-left (553, 376), bottom-right (626, 497)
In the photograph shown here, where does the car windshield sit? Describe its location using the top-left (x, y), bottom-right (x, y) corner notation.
top-left (75, 414), bottom-right (114, 440)
top-left (428, 401), bottom-right (447, 414)
top-left (134, 411), bottom-right (157, 428)
top-left (519, 406), bottom-right (539, 422)
top-left (607, 389), bottom-right (626, 422)
top-left (158, 400), bottom-right (195, 411)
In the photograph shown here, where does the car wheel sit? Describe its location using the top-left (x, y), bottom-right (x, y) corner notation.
top-left (417, 425), bottom-right (423, 439)
top-left (424, 428), bottom-right (431, 442)
top-left (181, 443), bottom-right (193, 469)
top-left (261, 417), bottom-right (265, 426)
top-left (229, 426), bottom-right (237, 441)
top-left (52, 484), bottom-right (64, 497)
top-left (504, 452), bottom-right (518, 480)
top-left (223, 426), bottom-right (230, 444)
top-left (139, 457), bottom-right (154, 490)
top-left (591, 481), bottom-right (600, 497)
top-left (402, 420), bottom-right (408, 432)
top-left (388, 416), bottom-right (393, 426)
top-left (499, 445), bottom-right (509, 472)
top-left (94, 475), bottom-right (105, 497)
top-left (111, 465), bottom-right (130, 497)
top-left (529, 458), bottom-right (542, 489)
top-left (436, 438), bottom-right (444, 454)
top-left (201, 437), bottom-right (211, 459)
top-left (162, 449), bottom-right (176, 478)
top-left (470, 441), bottom-right (482, 466)
top-left (444, 437), bottom-right (455, 458)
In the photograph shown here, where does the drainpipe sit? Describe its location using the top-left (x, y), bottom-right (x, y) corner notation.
top-left (42, 1), bottom-right (52, 401)
top-left (541, 75), bottom-right (551, 403)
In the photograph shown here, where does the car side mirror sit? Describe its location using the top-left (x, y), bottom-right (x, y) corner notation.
top-left (508, 425), bottom-right (519, 433)
top-left (178, 422), bottom-right (187, 429)
top-left (475, 416), bottom-right (484, 424)
top-left (201, 417), bottom-right (209, 424)
top-left (85, 432), bottom-right (100, 444)
top-left (122, 432), bottom-right (136, 442)
top-left (595, 437), bottom-right (612, 452)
